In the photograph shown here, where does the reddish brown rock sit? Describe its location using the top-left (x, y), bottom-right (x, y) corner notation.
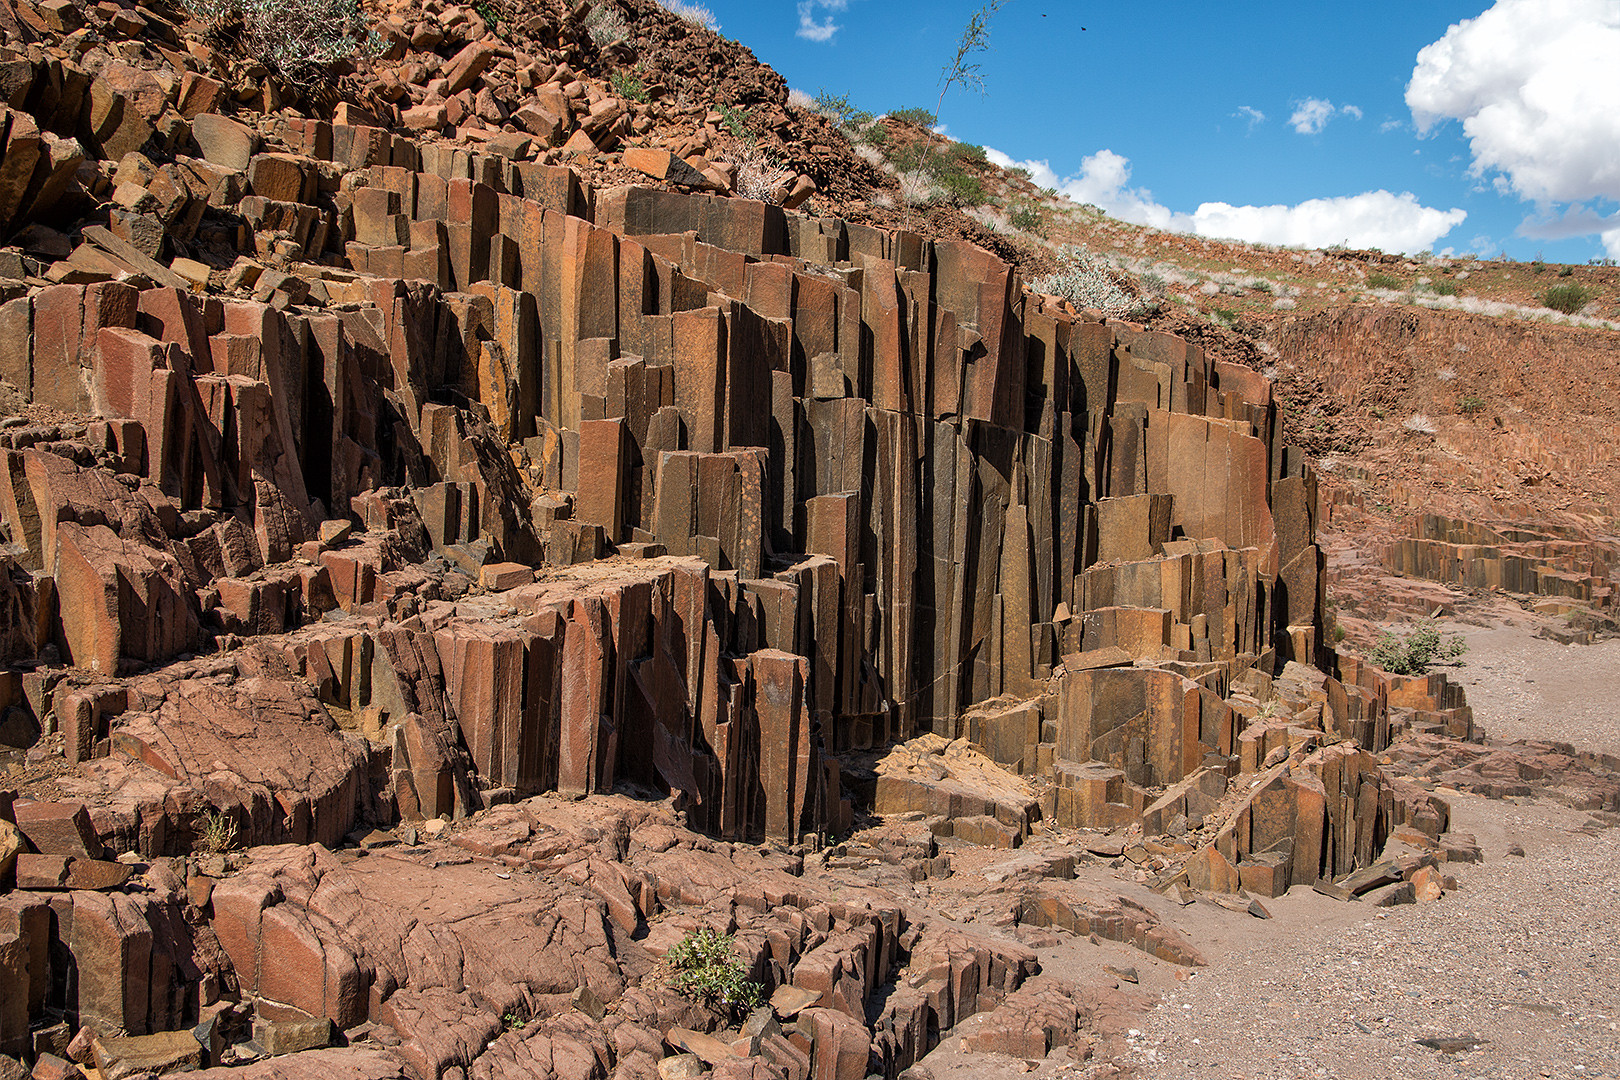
top-left (11, 801), bottom-right (104, 858)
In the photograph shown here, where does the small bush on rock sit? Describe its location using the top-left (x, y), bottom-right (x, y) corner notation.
top-left (1368, 619), bottom-right (1467, 675)
top-left (889, 106), bottom-right (938, 127)
top-left (727, 141), bottom-right (791, 203)
top-left (1031, 246), bottom-right (1145, 318)
top-left (582, 3), bottom-right (628, 45)
top-left (187, 0), bottom-right (367, 83)
top-left (666, 927), bottom-right (761, 1017)
top-left (656, 0), bottom-right (719, 32)
top-left (194, 807), bottom-right (239, 853)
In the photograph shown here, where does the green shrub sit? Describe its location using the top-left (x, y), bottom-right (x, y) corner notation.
top-left (666, 928), bottom-right (762, 1018)
top-left (813, 89), bottom-right (871, 130)
top-left (472, 0), bottom-right (505, 33)
top-left (856, 121), bottom-right (889, 148)
top-left (1366, 272), bottom-right (1402, 290)
top-left (610, 71), bottom-right (648, 103)
top-left (1009, 202), bottom-right (1043, 234)
top-left (1368, 619), bottom-right (1467, 675)
top-left (1458, 395), bottom-right (1485, 414)
top-left (949, 142), bottom-right (987, 163)
top-left (1542, 282), bottom-right (1593, 314)
top-left (936, 166), bottom-right (984, 206)
top-left (1432, 281), bottom-right (1458, 296)
top-left (1558, 265), bottom-right (1574, 277)
top-left (889, 106), bottom-right (937, 127)
top-left (718, 104), bottom-right (750, 140)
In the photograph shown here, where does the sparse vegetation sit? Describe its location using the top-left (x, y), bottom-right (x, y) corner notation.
top-left (936, 166), bottom-right (984, 207)
top-left (1459, 395), bottom-right (1486, 414)
top-left (1009, 202), bottom-right (1044, 235)
top-left (582, 3), bottom-right (628, 45)
top-left (471, 0), bottom-right (505, 34)
top-left (725, 140), bottom-right (790, 203)
top-left (1368, 619), bottom-right (1468, 675)
top-left (1542, 282), bottom-right (1594, 314)
top-left (666, 927), bottom-right (762, 1018)
top-left (186, 0), bottom-right (367, 82)
top-left (906, 0), bottom-right (1006, 226)
top-left (813, 89), bottom-right (871, 131)
top-left (610, 70), bottom-right (648, 103)
top-left (655, 0), bottom-right (719, 32)
top-left (1030, 246), bottom-right (1147, 318)
top-left (194, 807), bottom-right (239, 854)
top-left (889, 106), bottom-right (938, 127)
top-left (718, 103), bottom-right (751, 141)
top-left (1366, 272), bottom-right (1402, 290)
top-left (1403, 412), bottom-right (1437, 435)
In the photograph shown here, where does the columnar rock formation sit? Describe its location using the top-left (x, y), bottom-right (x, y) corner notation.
top-left (0, 7), bottom-right (1483, 1078)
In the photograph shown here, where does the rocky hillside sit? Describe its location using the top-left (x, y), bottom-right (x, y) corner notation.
top-left (0, 2), bottom-right (1616, 1080)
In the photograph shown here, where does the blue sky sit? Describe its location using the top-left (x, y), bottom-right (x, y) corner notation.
top-left (672, 0), bottom-right (1620, 261)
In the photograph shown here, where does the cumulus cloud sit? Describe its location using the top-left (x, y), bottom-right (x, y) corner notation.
top-left (1408, 0), bottom-right (1620, 206)
top-left (796, 0), bottom-right (846, 42)
top-left (1288, 98), bottom-right (1361, 135)
top-left (1192, 193), bottom-right (1467, 252)
top-left (1235, 105), bottom-right (1266, 129)
top-left (986, 146), bottom-right (1466, 253)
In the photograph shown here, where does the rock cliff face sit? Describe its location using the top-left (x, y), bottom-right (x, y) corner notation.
top-left (0, 2), bottom-right (1489, 1077)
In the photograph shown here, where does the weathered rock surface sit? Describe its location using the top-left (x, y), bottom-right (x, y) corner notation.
top-left (0, 1), bottom-right (1511, 1077)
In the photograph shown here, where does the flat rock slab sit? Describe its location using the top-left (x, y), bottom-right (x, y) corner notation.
top-left (94, 1030), bottom-right (204, 1080)
top-left (13, 852), bottom-right (132, 890)
top-left (189, 1048), bottom-right (407, 1079)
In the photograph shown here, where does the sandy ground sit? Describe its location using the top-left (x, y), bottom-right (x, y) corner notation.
top-left (1447, 622), bottom-right (1620, 757)
top-left (1124, 794), bottom-right (1620, 1079)
top-left (912, 621), bottom-right (1620, 1080)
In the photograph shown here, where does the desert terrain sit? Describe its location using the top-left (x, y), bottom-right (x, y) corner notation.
top-left (0, 2), bottom-right (1617, 1079)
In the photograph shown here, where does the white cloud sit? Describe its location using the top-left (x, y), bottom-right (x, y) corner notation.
top-left (1191, 192), bottom-right (1467, 252)
top-left (986, 146), bottom-right (1466, 253)
top-left (796, 0), bottom-right (846, 42)
top-left (1290, 99), bottom-right (1334, 135)
top-left (1408, 0), bottom-right (1620, 205)
top-left (1534, 208), bottom-right (1620, 259)
top-left (1235, 105), bottom-right (1266, 129)
top-left (1289, 97), bottom-right (1361, 135)
top-left (1517, 205), bottom-right (1618, 240)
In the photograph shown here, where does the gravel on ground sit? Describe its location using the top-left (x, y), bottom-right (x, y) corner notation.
top-left (1120, 622), bottom-right (1620, 1079)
